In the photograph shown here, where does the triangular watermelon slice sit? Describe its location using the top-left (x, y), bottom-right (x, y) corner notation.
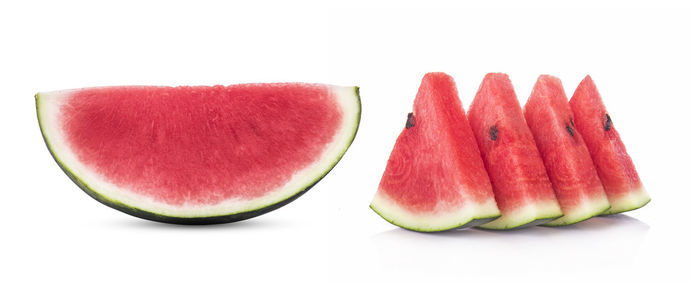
top-left (370, 72), bottom-right (501, 232)
top-left (467, 73), bottom-right (563, 229)
top-left (523, 75), bottom-right (610, 226)
top-left (570, 75), bottom-right (650, 214)
top-left (36, 84), bottom-right (361, 224)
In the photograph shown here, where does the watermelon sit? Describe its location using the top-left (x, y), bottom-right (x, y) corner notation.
top-left (467, 73), bottom-right (563, 229)
top-left (370, 72), bottom-right (501, 232)
top-left (36, 83), bottom-right (361, 224)
top-left (570, 76), bottom-right (650, 214)
top-left (523, 75), bottom-right (610, 226)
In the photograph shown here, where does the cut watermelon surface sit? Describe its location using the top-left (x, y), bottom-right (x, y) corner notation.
top-left (467, 73), bottom-right (563, 229)
top-left (524, 75), bottom-right (610, 226)
top-left (370, 73), bottom-right (501, 232)
top-left (570, 76), bottom-right (650, 214)
top-left (36, 84), bottom-right (361, 224)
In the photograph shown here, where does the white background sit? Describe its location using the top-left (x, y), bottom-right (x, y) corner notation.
top-left (1, 1), bottom-right (698, 281)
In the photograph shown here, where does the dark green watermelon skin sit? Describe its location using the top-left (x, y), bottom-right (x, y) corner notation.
top-left (36, 87), bottom-right (361, 225)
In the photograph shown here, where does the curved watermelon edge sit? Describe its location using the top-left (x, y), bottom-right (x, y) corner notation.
top-left (541, 197), bottom-right (611, 227)
top-left (476, 218), bottom-right (555, 231)
top-left (369, 205), bottom-right (501, 233)
top-left (369, 193), bottom-right (502, 232)
top-left (476, 201), bottom-right (564, 230)
top-left (603, 188), bottom-right (651, 215)
top-left (369, 205), bottom-right (500, 233)
top-left (35, 86), bottom-right (361, 225)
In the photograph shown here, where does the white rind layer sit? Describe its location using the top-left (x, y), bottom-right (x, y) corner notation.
top-left (605, 186), bottom-right (651, 214)
top-left (370, 189), bottom-right (501, 232)
top-left (543, 194), bottom-right (610, 226)
top-left (37, 85), bottom-right (360, 219)
top-left (478, 200), bottom-right (563, 230)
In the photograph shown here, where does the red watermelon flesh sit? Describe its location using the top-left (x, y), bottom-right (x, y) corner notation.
top-left (370, 72), bottom-right (500, 232)
top-left (36, 83), bottom-right (361, 224)
top-left (523, 75), bottom-right (610, 226)
top-left (570, 76), bottom-right (650, 214)
top-left (467, 73), bottom-right (563, 229)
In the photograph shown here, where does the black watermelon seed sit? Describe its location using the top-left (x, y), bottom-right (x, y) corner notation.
top-left (604, 113), bottom-right (612, 131)
top-left (566, 123), bottom-right (574, 137)
top-left (405, 112), bottom-right (416, 129)
top-left (489, 125), bottom-right (498, 141)
top-left (566, 118), bottom-right (575, 137)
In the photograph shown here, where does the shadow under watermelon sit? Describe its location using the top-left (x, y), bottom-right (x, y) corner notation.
top-left (369, 214), bottom-right (650, 275)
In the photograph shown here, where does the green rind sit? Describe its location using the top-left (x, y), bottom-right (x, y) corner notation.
top-left (541, 203), bottom-right (611, 227)
top-left (475, 201), bottom-right (564, 230)
top-left (36, 87), bottom-right (361, 225)
top-left (476, 215), bottom-right (561, 230)
top-left (369, 204), bottom-right (501, 233)
top-left (604, 197), bottom-right (651, 215)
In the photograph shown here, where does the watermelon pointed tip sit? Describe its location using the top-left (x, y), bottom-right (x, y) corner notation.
top-left (420, 72), bottom-right (456, 87)
top-left (424, 71), bottom-right (450, 77)
top-left (485, 72), bottom-right (509, 80)
top-left (536, 74), bottom-right (562, 84)
top-left (578, 75), bottom-right (597, 90)
top-left (528, 74), bottom-right (565, 103)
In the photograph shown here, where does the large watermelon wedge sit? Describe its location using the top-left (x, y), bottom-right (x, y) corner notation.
top-left (467, 73), bottom-right (563, 229)
top-left (36, 84), bottom-right (361, 224)
top-left (370, 72), bottom-right (501, 232)
top-left (523, 75), bottom-right (610, 226)
top-left (570, 75), bottom-right (650, 214)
